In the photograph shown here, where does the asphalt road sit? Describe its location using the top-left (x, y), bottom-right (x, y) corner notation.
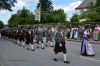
top-left (0, 38), bottom-right (100, 66)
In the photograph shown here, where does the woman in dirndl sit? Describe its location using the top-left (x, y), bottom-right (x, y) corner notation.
top-left (81, 26), bottom-right (95, 56)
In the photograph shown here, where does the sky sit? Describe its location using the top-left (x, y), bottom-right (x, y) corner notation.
top-left (0, 0), bottom-right (83, 24)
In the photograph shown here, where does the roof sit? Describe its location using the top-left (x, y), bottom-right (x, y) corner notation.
top-left (75, 0), bottom-right (96, 9)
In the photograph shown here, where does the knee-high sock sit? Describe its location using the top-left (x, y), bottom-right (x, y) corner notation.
top-left (41, 43), bottom-right (44, 48)
top-left (0, 34), bottom-right (1, 38)
top-left (64, 54), bottom-right (67, 61)
top-left (22, 42), bottom-right (25, 46)
top-left (54, 54), bottom-right (57, 58)
top-left (31, 44), bottom-right (34, 50)
top-left (50, 42), bottom-right (53, 46)
top-left (17, 40), bottom-right (20, 45)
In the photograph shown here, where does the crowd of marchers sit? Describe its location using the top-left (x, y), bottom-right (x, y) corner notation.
top-left (0, 24), bottom-right (100, 63)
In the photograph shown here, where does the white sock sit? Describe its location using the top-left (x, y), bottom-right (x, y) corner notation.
top-left (54, 54), bottom-right (57, 58)
top-left (41, 43), bottom-right (44, 48)
top-left (50, 42), bottom-right (53, 46)
top-left (43, 38), bottom-right (46, 45)
top-left (23, 42), bottom-right (25, 46)
top-left (48, 41), bottom-right (50, 45)
top-left (17, 40), bottom-right (20, 44)
top-left (31, 44), bottom-right (34, 50)
top-left (64, 54), bottom-right (67, 61)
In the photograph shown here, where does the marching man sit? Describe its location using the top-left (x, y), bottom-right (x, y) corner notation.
top-left (26, 29), bottom-right (34, 51)
top-left (36, 26), bottom-right (44, 49)
top-left (46, 27), bottom-right (53, 47)
top-left (53, 26), bottom-right (70, 63)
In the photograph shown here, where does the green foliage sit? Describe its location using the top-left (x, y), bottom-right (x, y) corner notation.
top-left (40, 9), bottom-right (66, 24)
top-left (70, 14), bottom-right (79, 22)
top-left (37, 0), bottom-right (67, 24)
top-left (95, 0), bottom-right (100, 21)
top-left (95, 0), bottom-right (100, 6)
top-left (0, 20), bottom-right (4, 29)
top-left (8, 14), bottom-right (17, 27)
top-left (40, 0), bottom-right (53, 12)
top-left (0, 0), bottom-right (16, 11)
top-left (79, 0), bottom-right (100, 26)
top-left (51, 9), bottom-right (66, 23)
top-left (70, 14), bottom-right (79, 27)
top-left (8, 7), bottom-right (35, 27)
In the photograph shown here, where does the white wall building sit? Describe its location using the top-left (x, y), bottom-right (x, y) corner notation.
top-left (75, 0), bottom-right (97, 22)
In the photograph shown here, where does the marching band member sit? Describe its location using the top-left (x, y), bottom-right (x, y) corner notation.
top-left (46, 27), bottom-right (53, 47)
top-left (36, 27), bottom-right (44, 49)
top-left (53, 26), bottom-right (70, 63)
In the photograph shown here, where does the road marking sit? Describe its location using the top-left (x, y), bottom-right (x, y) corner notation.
top-left (80, 56), bottom-right (100, 63)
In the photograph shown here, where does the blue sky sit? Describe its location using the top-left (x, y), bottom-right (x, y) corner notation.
top-left (0, 0), bottom-right (83, 24)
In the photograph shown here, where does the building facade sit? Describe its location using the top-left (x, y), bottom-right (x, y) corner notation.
top-left (75, 0), bottom-right (97, 22)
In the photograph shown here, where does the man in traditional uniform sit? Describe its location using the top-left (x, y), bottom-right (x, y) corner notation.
top-left (51, 27), bottom-right (56, 47)
top-left (18, 29), bottom-right (25, 47)
top-left (46, 27), bottom-right (53, 47)
top-left (15, 29), bottom-right (19, 44)
top-left (53, 26), bottom-right (70, 63)
top-left (42, 27), bottom-right (47, 49)
top-left (35, 27), bottom-right (44, 49)
top-left (26, 29), bottom-right (34, 51)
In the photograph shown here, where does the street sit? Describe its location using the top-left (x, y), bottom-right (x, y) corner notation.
top-left (0, 38), bottom-right (100, 66)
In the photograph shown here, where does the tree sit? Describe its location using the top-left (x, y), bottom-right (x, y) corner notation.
top-left (8, 7), bottom-right (35, 27)
top-left (0, 20), bottom-right (4, 29)
top-left (36, 0), bottom-right (67, 24)
top-left (79, 2), bottom-right (100, 26)
top-left (95, 0), bottom-right (100, 21)
top-left (36, 0), bottom-right (54, 24)
top-left (70, 14), bottom-right (79, 27)
top-left (51, 9), bottom-right (66, 24)
top-left (40, 9), bottom-right (66, 24)
top-left (39, 0), bottom-right (53, 12)
top-left (0, 0), bottom-right (16, 11)
top-left (95, 0), bottom-right (100, 6)
top-left (8, 14), bottom-right (17, 27)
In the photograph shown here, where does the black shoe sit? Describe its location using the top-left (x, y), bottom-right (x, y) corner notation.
top-left (64, 61), bottom-right (70, 64)
top-left (46, 45), bottom-right (47, 46)
top-left (51, 46), bottom-right (54, 47)
top-left (53, 58), bottom-right (57, 61)
top-left (42, 47), bottom-right (44, 49)
top-left (32, 49), bottom-right (34, 51)
top-left (27, 48), bottom-right (29, 50)
top-left (37, 46), bottom-right (39, 48)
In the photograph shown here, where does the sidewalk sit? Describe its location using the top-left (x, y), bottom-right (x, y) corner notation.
top-left (66, 39), bottom-right (100, 44)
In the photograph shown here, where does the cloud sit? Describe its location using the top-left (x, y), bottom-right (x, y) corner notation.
top-left (17, 0), bottom-right (39, 4)
top-left (64, 1), bottom-right (82, 12)
top-left (11, 1), bottom-right (25, 11)
top-left (0, 10), bottom-right (11, 24)
top-left (54, 1), bottom-right (82, 12)
top-left (0, 0), bottom-right (82, 24)
top-left (0, 0), bottom-right (37, 24)
top-left (53, 0), bottom-right (82, 21)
